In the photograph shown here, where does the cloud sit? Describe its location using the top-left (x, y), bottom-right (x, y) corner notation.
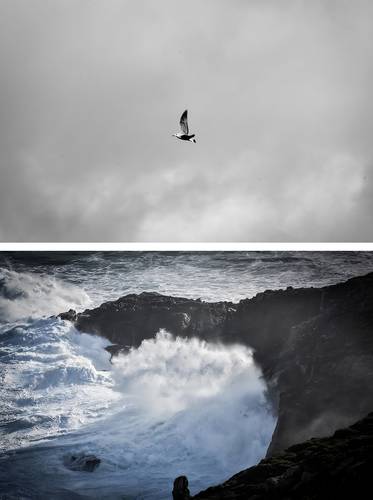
top-left (0, 0), bottom-right (372, 241)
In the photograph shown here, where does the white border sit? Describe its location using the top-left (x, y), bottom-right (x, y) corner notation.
top-left (0, 243), bottom-right (372, 251)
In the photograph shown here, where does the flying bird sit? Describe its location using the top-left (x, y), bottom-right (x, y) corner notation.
top-left (172, 110), bottom-right (196, 143)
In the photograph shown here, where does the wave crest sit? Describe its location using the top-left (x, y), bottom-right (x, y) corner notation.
top-left (0, 267), bottom-right (91, 323)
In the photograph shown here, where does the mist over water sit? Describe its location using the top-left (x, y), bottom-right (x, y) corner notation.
top-left (1, 252), bottom-right (372, 498)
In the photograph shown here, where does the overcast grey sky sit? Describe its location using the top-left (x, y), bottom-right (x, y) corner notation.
top-left (0, 0), bottom-right (372, 241)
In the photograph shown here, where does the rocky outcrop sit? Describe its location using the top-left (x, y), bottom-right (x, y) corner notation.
top-left (62, 292), bottom-right (236, 350)
top-left (58, 309), bottom-right (78, 322)
top-left (59, 272), bottom-right (373, 456)
top-left (190, 412), bottom-right (373, 499)
top-left (173, 476), bottom-right (191, 500)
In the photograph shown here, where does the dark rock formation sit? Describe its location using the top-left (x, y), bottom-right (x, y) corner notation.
top-left (63, 453), bottom-right (101, 472)
top-left (58, 309), bottom-right (77, 322)
top-left (104, 343), bottom-right (130, 362)
top-left (69, 291), bottom-right (236, 349)
top-left (190, 412), bottom-right (373, 499)
top-left (232, 273), bottom-right (373, 454)
top-left (173, 476), bottom-right (191, 500)
top-left (59, 272), bottom-right (373, 456)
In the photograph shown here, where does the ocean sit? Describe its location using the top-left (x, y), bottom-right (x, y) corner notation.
top-left (1, 251), bottom-right (372, 498)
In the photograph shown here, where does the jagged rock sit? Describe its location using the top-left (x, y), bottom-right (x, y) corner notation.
top-left (63, 453), bottom-right (101, 472)
top-left (58, 309), bottom-right (77, 322)
top-left (173, 476), bottom-right (191, 500)
top-left (190, 412), bottom-right (373, 499)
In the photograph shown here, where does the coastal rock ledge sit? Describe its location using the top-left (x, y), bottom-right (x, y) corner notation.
top-left (187, 412), bottom-right (373, 499)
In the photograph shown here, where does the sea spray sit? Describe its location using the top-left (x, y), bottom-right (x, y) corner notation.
top-left (0, 267), bottom-right (91, 323)
top-left (112, 329), bottom-right (267, 416)
top-left (109, 330), bottom-right (275, 474)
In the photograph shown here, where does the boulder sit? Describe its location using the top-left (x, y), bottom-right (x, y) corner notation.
top-left (58, 309), bottom-right (77, 322)
top-left (173, 476), bottom-right (191, 500)
top-left (63, 453), bottom-right (101, 472)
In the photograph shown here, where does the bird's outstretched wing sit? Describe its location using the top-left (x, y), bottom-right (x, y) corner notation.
top-left (179, 110), bottom-right (189, 134)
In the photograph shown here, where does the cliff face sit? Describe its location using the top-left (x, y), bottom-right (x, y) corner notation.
top-left (232, 273), bottom-right (373, 454)
top-left (190, 412), bottom-right (373, 499)
top-left (60, 272), bottom-right (373, 456)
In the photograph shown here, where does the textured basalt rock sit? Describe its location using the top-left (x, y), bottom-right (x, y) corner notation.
top-left (190, 412), bottom-right (373, 499)
top-left (59, 272), bottom-right (373, 456)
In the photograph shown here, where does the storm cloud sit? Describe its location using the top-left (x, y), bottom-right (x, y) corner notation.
top-left (0, 0), bottom-right (372, 241)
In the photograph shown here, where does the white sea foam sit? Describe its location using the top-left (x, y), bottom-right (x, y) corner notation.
top-left (0, 330), bottom-right (275, 500)
top-left (0, 326), bottom-right (275, 498)
top-left (0, 267), bottom-right (91, 323)
top-left (0, 318), bottom-right (117, 450)
top-left (112, 330), bottom-right (265, 416)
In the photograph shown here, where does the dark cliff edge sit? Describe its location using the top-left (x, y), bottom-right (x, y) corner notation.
top-left (188, 412), bottom-right (373, 499)
top-left (59, 272), bottom-right (373, 495)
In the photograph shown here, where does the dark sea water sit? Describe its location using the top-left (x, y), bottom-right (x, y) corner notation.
top-left (1, 251), bottom-right (372, 499)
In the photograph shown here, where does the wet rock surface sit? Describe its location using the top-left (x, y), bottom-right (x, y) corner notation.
top-left (58, 308), bottom-right (77, 322)
top-left (63, 453), bottom-right (101, 472)
top-left (190, 412), bottom-right (373, 499)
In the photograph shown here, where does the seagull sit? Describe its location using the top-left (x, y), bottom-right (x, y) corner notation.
top-left (172, 109), bottom-right (196, 143)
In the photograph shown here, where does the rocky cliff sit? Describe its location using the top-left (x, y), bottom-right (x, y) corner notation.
top-left (232, 273), bottom-right (373, 454)
top-left (59, 272), bottom-right (373, 458)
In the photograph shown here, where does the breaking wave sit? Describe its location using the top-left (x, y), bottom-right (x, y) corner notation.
top-left (0, 326), bottom-right (275, 498)
top-left (0, 267), bottom-right (91, 323)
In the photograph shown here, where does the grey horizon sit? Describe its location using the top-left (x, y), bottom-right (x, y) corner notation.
top-left (0, 0), bottom-right (373, 242)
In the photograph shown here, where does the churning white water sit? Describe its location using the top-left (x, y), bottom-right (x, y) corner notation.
top-left (1, 252), bottom-right (373, 498)
top-left (0, 267), bottom-right (91, 323)
top-left (1, 318), bottom-right (274, 498)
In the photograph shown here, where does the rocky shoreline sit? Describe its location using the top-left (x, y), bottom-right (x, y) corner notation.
top-left (59, 272), bottom-right (373, 497)
top-left (174, 412), bottom-right (373, 499)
